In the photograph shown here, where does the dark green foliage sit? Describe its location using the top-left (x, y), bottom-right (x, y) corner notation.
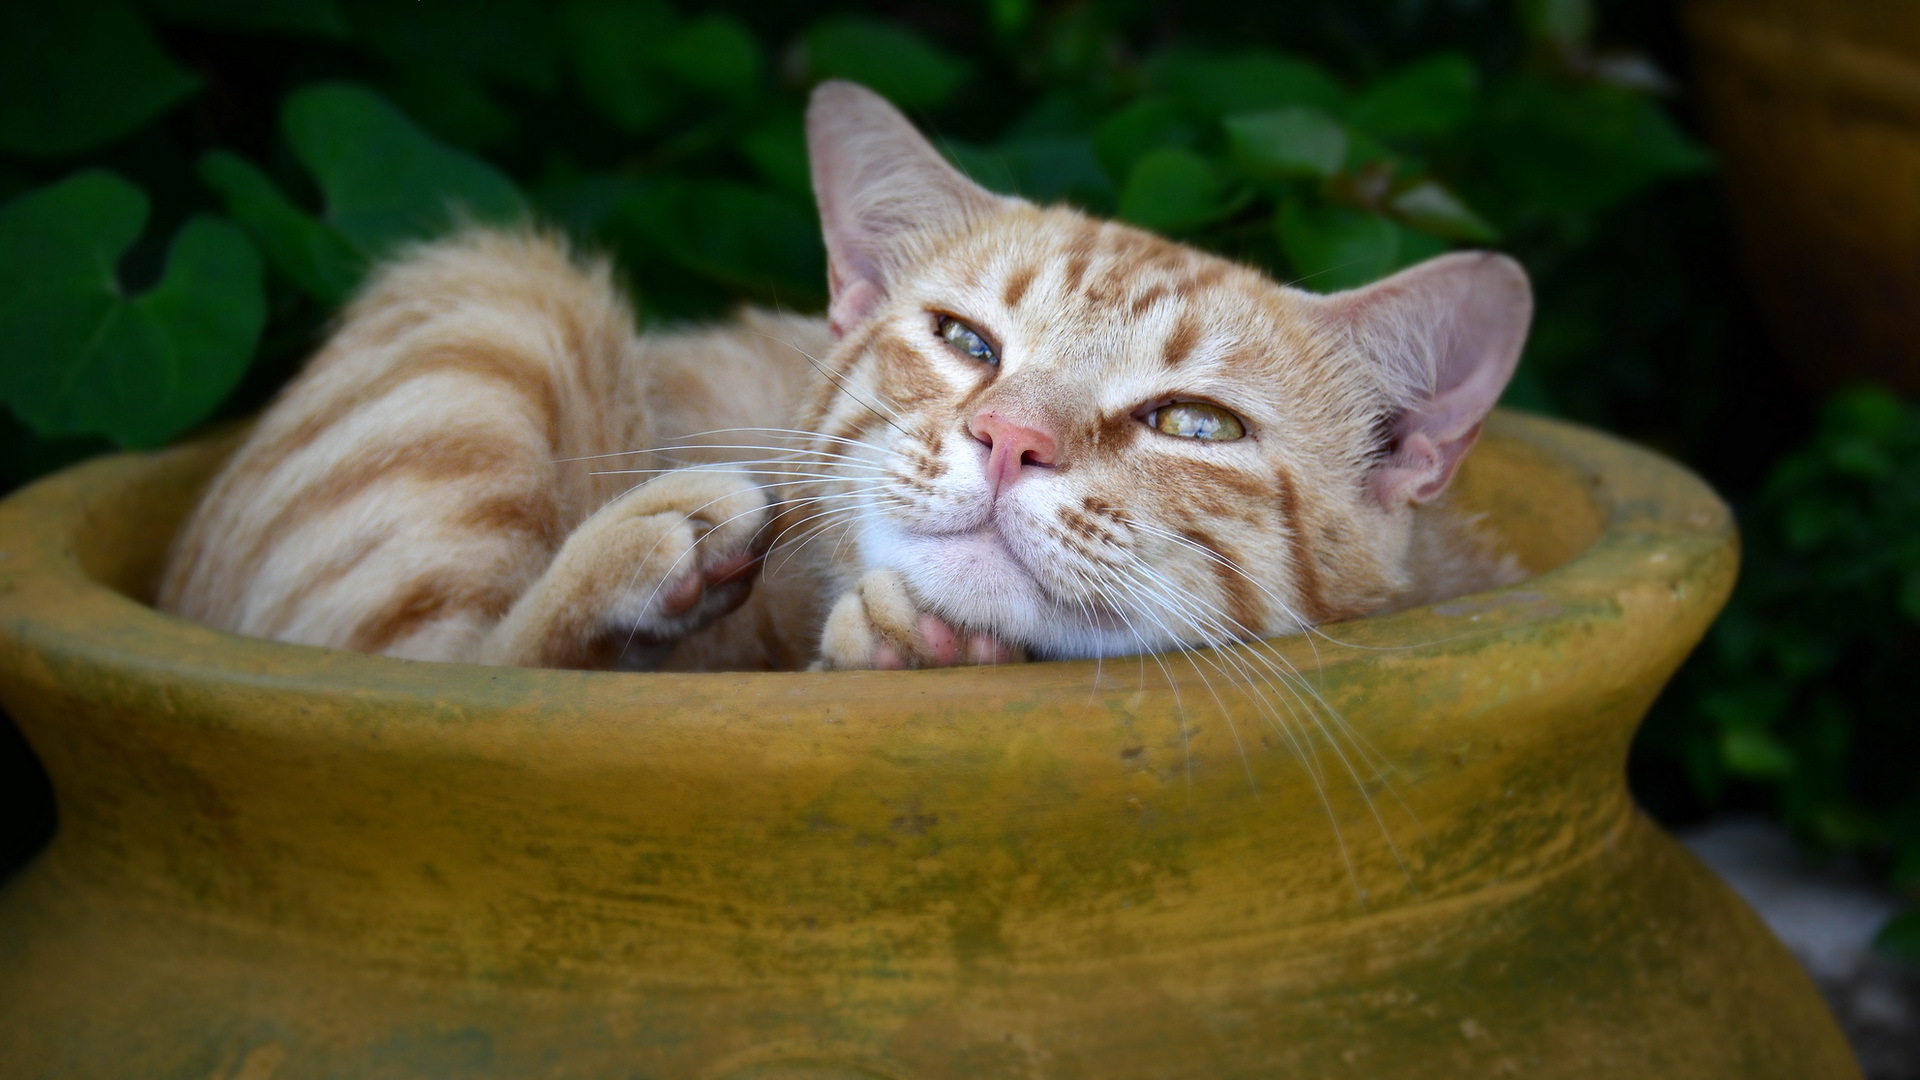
top-left (0, 172), bottom-right (262, 448)
top-left (0, 0), bottom-right (1718, 450)
top-left (0, 0), bottom-right (1908, 943)
top-left (0, 2), bottom-right (200, 159)
top-left (1882, 908), bottom-right (1920, 963)
top-left (804, 18), bottom-right (972, 109)
top-left (1643, 388), bottom-right (1920, 954)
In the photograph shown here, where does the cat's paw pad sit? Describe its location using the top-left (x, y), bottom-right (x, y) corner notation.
top-left (816, 569), bottom-right (1026, 671)
top-left (655, 541), bottom-right (763, 620)
top-left (580, 472), bottom-right (769, 641)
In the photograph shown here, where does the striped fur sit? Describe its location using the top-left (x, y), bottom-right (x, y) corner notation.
top-left (161, 82), bottom-right (1529, 672)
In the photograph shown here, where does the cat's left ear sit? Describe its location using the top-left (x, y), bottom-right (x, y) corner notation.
top-left (1320, 252), bottom-right (1532, 509)
top-left (807, 81), bottom-right (1005, 336)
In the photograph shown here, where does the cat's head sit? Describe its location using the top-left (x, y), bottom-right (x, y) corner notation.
top-left (798, 81), bottom-right (1531, 659)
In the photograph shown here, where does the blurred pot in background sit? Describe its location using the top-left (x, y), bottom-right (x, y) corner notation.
top-left (1687, 0), bottom-right (1920, 394)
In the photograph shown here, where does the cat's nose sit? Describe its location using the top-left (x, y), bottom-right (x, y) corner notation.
top-left (969, 409), bottom-right (1058, 497)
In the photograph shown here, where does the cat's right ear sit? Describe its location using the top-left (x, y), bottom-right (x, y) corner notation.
top-left (807, 81), bottom-right (1003, 337)
top-left (1318, 252), bottom-right (1532, 509)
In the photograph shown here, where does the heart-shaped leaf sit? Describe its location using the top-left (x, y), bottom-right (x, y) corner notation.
top-left (1348, 54), bottom-right (1478, 139)
top-left (618, 180), bottom-right (824, 301)
top-left (657, 16), bottom-right (761, 100)
top-left (201, 85), bottom-right (526, 304)
top-left (1225, 107), bottom-right (1348, 179)
top-left (1148, 51), bottom-right (1345, 117)
top-left (1118, 148), bottom-right (1227, 232)
top-left (561, 0), bottom-right (680, 134)
top-left (284, 83), bottom-right (526, 254)
top-left (803, 19), bottom-right (971, 109)
top-left (199, 150), bottom-right (362, 307)
top-left (0, 172), bottom-right (264, 448)
top-left (0, 2), bottom-right (200, 158)
top-left (1275, 198), bottom-right (1451, 291)
top-left (1093, 97), bottom-right (1195, 181)
top-left (1389, 180), bottom-right (1499, 242)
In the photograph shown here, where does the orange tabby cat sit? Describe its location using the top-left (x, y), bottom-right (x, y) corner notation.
top-left (160, 81), bottom-right (1530, 673)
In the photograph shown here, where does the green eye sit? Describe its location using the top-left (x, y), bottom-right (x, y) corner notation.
top-left (1150, 401), bottom-right (1246, 441)
top-left (936, 315), bottom-right (997, 365)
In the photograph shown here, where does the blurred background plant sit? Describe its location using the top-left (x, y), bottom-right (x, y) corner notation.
top-left (0, 0), bottom-right (1911, 951)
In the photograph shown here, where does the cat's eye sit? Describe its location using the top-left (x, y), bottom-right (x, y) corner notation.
top-left (1148, 401), bottom-right (1246, 441)
top-left (935, 315), bottom-right (997, 366)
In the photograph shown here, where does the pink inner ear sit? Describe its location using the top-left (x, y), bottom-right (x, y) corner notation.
top-left (827, 279), bottom-right (882, 338)
top-left (806, 81), bottom-right (1003, 337)
top-left (1326, 252), bottom-right (1532, 509)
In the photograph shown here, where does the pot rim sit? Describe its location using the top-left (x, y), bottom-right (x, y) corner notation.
top-left (0, 409), bottom-right (1734, 746)
top-left (0, 407), bottom-right (1743, 718)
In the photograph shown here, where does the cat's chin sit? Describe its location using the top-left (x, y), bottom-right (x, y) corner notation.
top-left (855, 520), bottom-right (1164, 660)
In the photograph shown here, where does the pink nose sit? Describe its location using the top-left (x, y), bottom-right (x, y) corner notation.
top-left (969, 409), bottom-right (1058, 496)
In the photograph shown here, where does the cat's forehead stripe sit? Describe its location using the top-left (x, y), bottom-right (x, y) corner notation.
top-left (1002, 263), bottom-right (1036, 309)
top-left (1129, 283), bottom-right (1168, 317)
top-left (1162, 314), bottom-right (1201, 367)
top-left (1059, 220), bottom-right (1101, 295)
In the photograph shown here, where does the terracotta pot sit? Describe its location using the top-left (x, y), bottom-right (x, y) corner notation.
top-left (1686, 0), bottom-right (1920, 394)
top-left (0, 411), bottom-right (1856, 1078)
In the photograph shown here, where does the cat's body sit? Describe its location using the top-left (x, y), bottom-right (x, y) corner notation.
top-left (161, 82), bottom-right (1530, 673)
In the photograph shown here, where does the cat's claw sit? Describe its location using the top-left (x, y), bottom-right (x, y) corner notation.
top-left (658, 546), bottom-right (763, 619)
top-left (817, 569), bottom-right (1026, 671)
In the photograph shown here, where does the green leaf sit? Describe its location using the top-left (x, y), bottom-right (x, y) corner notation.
top-left (199, 150), bottom-right (363, 306)
top-left (340, 0), bottom-right (557, 94)
top-left (1900, 570), bottom-right (1920, 624)
top-left (1893, 846), bottom-right (1920, 892)
top-left (144, 0), bottom-right (350, 38)
top-left (1277, 198), bottom-right (1399, 291)
top-left (619, 181), bottom-right (824, 300)
top-left (1702, 683), bottom-right (1790, 732)
top-left (1829, 435), bottom-right (1893, 478)
top-left (1823, 385), bottom-right (1906, 441)
top-left (0, 172), bottom-right (264, 448)
top-left (561, 0), bottom-right (679, 134)
top-left (1117, 148), bottom-right (1226, 232)
top-left (1225, 108), bottom-right (1348, 179)
top-left (1873, 908), bottom-right (1920, 963)
top-left (1476, 77), bottom-right (1713, 215)
top-left (738, 109), bottom-right (812, 200)
top-left (283, 84), bottom-right (526, 256)
top-left (988, 0), bottom-right (1033, 37)
top-left (0, 2), bottom-right (201, 158)
top-left (1517, 0), bottom-right (1595, 50)
top-left (1783, 496), bottom-right (1844, 550)
top-left (972, 137), bottom-right (1112, 205)
top-left (1349, 54), bottom-right (1478, 139)
top-left (1719, 728), bottom-right (1797, 779)
top-left (1093, 98), bottom-right (1196, 182)
top-left (380, 67), bottom-right (519, 152)
top-left (657, 16), bottom-right (761, 100)
top-left (1389, 181), bottom-right (1499, 242)
top-left (1148, 51), bottom-right (1345, 117)
top-left (805, 19), bottom-right (970, 110)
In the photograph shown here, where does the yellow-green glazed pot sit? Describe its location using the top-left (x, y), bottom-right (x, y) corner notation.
top-left (0, 411), bottom-right (1858, 1078)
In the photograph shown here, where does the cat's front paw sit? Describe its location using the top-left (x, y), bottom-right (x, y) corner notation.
top-left (815, 569), bottom-right (1026, 671)
top-left (590, 472), bottom-right (770, 645)
top-left (483, 470), bottom-right (769, 668)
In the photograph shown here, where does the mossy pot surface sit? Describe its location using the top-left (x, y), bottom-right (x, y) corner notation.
top-left (0, 411), bottom-right (1856, 1078)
